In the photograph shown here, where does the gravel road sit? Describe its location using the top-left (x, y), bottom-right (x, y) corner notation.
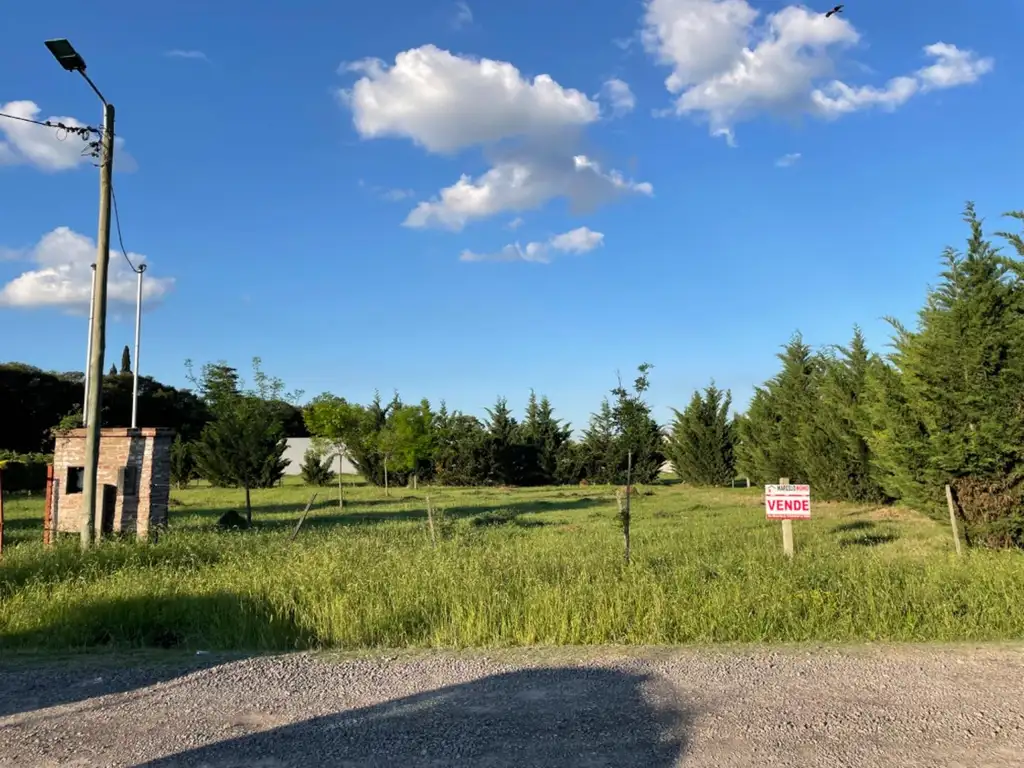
top-left (0, 645), bottom-right (1021, 767)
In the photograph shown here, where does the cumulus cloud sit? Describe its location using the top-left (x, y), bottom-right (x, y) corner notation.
top-left (641, 0), bottom-right (993, 143)
top-left (340, 45), bottom-right (650, 227)
top-left (775, 152), bottom-right (801, 167)
top-left (601, 78), bottom-right (637, 116)
top-left (0, 227), bottom-right (174, 313)
top-left (460, 226), bottom-right (604, 263)
top-left (405, 150), bottom-right (651, 231)
top-left (0, 100), bottom-right (135, 172)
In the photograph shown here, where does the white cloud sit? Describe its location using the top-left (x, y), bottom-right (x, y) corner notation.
top-left (404, 151), bottom-right (651, 231)
top-left (165, 49), bottom-right (208, 61)
top-left (343, 45), bottom-right (598, 154)
top-left (601, 78), bottom-right (637, 116)
top-left (0, 227), bottom-right (174, 312)
top-left (0, 100), bottom-right (135, 172)
top-left (452, 1), bottom-right (473, 29)
top-left (340, 45), bottom-right (650, 227)
top-left (641, 0), bottom-right (993, 142)
top-left (775, 152), bottom-right (801, 167)
top-left (460, 226), bottom-right (604, 263)
top-left (506, 217), bottom-right (525, 230)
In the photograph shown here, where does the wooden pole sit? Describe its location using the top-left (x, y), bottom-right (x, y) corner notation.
top-left (780, 477), bottom-right (794, 558)
top-left (426, 494), bottom-right (437, 546)
top-left (290, 492), bottom-right (319, 542)
top-left (945, 484), bottom-right (963, 557)
top-left (0, 467), bottom-right (5, 557)
top-left (43, 464), bottom-right (54, 547)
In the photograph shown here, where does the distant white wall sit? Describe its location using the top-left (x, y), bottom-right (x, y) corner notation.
top-left (282, 437), bottom-right (358, 475)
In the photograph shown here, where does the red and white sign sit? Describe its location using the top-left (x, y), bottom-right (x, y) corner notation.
top-left (765, 484), bottom-right (811, 520)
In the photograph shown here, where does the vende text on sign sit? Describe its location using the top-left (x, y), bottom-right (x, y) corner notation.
top-left (764, 484), bottom-right (811, 520)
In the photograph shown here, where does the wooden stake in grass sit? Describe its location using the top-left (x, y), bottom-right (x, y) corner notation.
top-left (290, 492), bottom-right (319, 542)
top-left (779, 477), bottom-right (794, 559)
top-left (0, 463), bottom-right (6, 558)
top-left (945, 484), bottom-right (963, 557)
top-left (616, 450), bottom-right (633, 565)
top-left (426, 494), bottom-right (437, 547)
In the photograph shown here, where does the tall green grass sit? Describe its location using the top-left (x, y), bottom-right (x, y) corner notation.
top-left (1, 480), bottom-right (1022, 651)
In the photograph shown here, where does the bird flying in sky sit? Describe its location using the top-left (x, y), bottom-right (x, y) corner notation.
top-left (825, 4), bottom-right (844, 17)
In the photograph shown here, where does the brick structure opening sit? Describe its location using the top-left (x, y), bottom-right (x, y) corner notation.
top-left (51, 428), bottom-right (174, 540)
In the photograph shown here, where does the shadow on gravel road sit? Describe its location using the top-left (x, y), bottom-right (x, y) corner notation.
top-left (0, 653), bottom-right (238, 719)
top-left (141, 666), bottom-right (693, 768)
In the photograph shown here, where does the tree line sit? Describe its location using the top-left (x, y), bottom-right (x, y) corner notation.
top-left (4, 203), bottom-right (1023, 548)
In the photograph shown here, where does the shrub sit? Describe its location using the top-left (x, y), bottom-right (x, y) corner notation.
top-left (0, 451), bottom-right (51, 492)
top-left (300, 447), bottom-right (336, 487)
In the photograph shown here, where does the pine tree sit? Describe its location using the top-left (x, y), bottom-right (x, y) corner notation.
top-left (120, 345), bottom-right (131, 375)
top-left (800, 328), bottom-right (886, 502)
top-left (520, 390), bottom-right (572, 485)
top-left (300, 446), bottom-right (336, 486)
top-left (867, 204), bottom-right (1024, 545)
top-left (169, 434), bottom-right (196, 489)
top-left (666, 383), bottom-right (735, 486)
top-left (108, 364), bottom-right (118, 377)
top-left (194, 395), bottom-right (289, 522)
top-left (737, 335), bottom-right (815, 483)
top-left (579, 398), bottom-right (616, 483)
top-left (484, 396), bottom-right (526, 485)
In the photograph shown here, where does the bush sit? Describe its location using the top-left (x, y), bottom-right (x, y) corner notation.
top-left (170, 435), bottom-right (197, 489)
top-left (0, 451), bottom-right (51, 493)
top-left (300, 448), bottom-right (336, 486)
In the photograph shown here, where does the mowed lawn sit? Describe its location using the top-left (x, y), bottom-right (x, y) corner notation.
top-left (1, 477), bottom-right (1022, 651)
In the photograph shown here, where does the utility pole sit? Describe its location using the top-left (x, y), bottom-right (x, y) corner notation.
top-left (46, 38), bottom-right (116, 551)
top-left (131, 263), bottom-right (146, 428)
top-left (79, 102), bottom-right (115, 549)
top-left (82, 263), bottom-right (96, 426)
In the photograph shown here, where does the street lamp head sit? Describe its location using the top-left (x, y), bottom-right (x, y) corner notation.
top-left (45, 38), bottom-right (87, 72)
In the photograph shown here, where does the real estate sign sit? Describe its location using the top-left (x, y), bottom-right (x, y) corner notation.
top-left (764, 484), bottom-right (811, 520)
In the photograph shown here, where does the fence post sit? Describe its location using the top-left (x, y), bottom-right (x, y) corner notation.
top-left (43, 464), bottom-right (55, 547)
top-left (779, 477), bottom-right (794, 558)
top-left (945, 484), bottom-right (963, 557)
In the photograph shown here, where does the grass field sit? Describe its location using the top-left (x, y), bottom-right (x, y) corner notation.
top-left (1, 477), bottom-right (1023, 652)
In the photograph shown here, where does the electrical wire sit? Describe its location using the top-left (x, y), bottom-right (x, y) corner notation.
top-left (110, 183), bottom-right (142, 273)
top-left (0, 110), bottom-right (99, 138)
top-left (2, 110), bottom-right (138, 274)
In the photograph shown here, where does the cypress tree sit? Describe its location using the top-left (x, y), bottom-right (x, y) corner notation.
top-left (120, 345), bottom-right (131, 375)
top-left (666, 383), bottom-right (735, 485)
top-left (867, 204), bottom-right (1024, 545)
top-left (737, 335), bottom-right (815, 483)
top-left (520, 390), bottom-right (572, 485)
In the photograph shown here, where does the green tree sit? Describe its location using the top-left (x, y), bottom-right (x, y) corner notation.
top-left (169, 434), bottom-right (197, 489)
top-left (520, 391), bottom-right (572, 485)
top-left (484, 396), bottom-right (529, 485)
top-left (867, 204), bottom-right (1024, 545)
top-left (191, 358), bottom-right (292, 523)
top-left (736, 335), bottom-right (815, 484)
top-left (300, 446), bottom-right (336, 486)
top-left (433, 403), bottom-right (492, 486)
top-left (108, 364), bottom-right (118, 377)
top-left (120, 345), bottom-right (131, 375)
top-left (579, 364), bottom-right (663, 484)
top-left (666, 382), bottom-right (735, 486)
top-left (798, 328), bottom-right (887, 502)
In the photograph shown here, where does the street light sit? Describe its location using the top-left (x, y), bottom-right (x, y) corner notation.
top-left (46, 38), bottom-right (115, 550)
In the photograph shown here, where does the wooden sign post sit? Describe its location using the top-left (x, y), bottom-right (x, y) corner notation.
top-left (765, 477), bottom-right (811, 558)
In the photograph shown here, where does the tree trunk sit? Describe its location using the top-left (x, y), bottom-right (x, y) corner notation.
top-left (244, 484), bottom-right (252, 525)
top-left (384, 457), bottom-right (390, 497)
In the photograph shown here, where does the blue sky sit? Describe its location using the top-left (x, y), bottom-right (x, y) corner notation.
top-left (2, 0), bottom-right (1021, 433)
